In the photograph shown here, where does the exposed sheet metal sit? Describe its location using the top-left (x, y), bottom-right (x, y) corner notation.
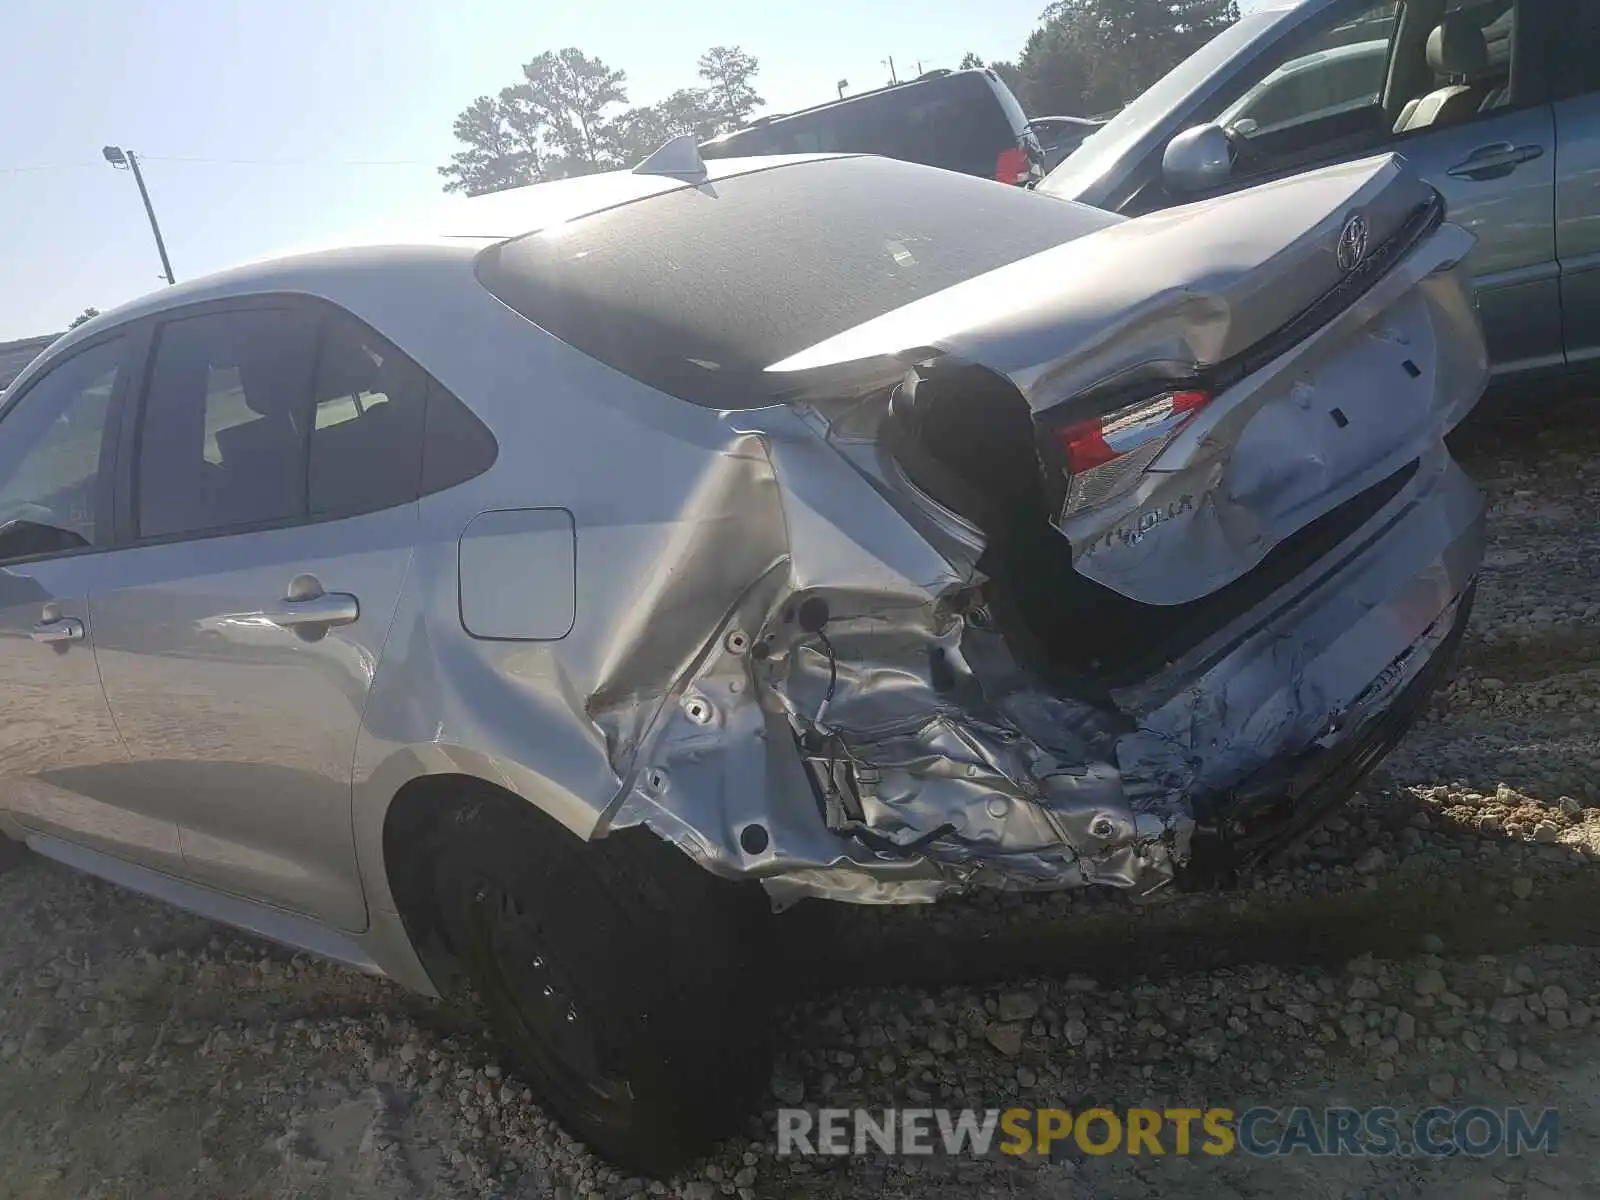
top-left (602, 420), bottom-right (1480, 907)
top-left (597, 404), bottom-right (1185, 903)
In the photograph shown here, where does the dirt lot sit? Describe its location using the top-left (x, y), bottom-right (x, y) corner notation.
top-left (4, 414), bottom-right (1600, 1200)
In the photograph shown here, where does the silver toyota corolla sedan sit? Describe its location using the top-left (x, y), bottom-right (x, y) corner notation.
top-left (0, 141), bottom-right (1486, 1172)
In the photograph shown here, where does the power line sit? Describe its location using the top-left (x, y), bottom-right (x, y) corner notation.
top-left (1, 155), bottom-right (434, 174)
top-left (139, 154), bottom-right (433, 167)
top-left (0, 162), bottom-right (103, 174)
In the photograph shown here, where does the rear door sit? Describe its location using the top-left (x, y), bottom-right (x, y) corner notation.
top-left (1546, 3), bottom-right (1600, 368)
top-left (89, 301), bottom-right (425, 931)
top-left (0, 334), bottom-right (183, 870)
top-left (1383, 0), bottom-right (1557, 379)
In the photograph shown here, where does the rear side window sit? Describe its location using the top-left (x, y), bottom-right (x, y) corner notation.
top-left (138, 308), bottom-right (317, 538)
top-left (308, 314), bottom-right (428, 517)
top-left (422, 380), bottom-right (499, 495)
top-left (136, 304), bottom-right (495, 540)
top-left (477, 155), bottom-right (1120, 408)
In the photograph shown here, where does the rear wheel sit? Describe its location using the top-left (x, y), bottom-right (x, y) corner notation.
top-left (432, 798), bottom-right (774, 1177)
top-left (0, 833), bottom-right (25, 876)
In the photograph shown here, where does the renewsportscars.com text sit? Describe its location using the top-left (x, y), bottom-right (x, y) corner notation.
top-left (776, 1106), bottom-right (1560, 1159)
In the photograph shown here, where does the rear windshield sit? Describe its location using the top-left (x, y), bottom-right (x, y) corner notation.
top-left (701, 72), bottom-right (1017, 177)
top-left (476, 156), bottom-right (1116, 408)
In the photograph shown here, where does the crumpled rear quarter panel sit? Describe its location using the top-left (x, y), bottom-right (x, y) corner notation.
top-left (349, 289), bottom-right (1178, 909)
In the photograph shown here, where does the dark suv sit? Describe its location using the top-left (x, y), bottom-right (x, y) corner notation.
top-left (699, 68), bottom-right (1044, 185)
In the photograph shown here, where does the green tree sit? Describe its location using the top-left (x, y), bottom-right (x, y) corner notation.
top-left (609, 88), bottom-right (722, 164)
top-left (440, 44), bottom-right (765, 192)
top-left (68, 307), bottom-right (100, 330)
top-left (608, 105), bottom-right (677, 166)
top-left (1018, 0), bottom-right (1239, 118)
top-left (989, 59), bottom-right (1027, 100)
top-left (657, 87), bottom-right (724, 139)
top-left (959, 51), bottom-right (986, 69)
top-left (697, 46), bottom-right (764, 130)
top-left (513, 48), bottom-right (630, 176)
top-left (437, 93), bottom-right (542, 195)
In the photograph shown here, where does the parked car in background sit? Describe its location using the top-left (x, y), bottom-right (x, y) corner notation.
top-left (0, 143), bottom-right (1488, 1173)
top-left (1041, 0), bottom-right (1600, 395)
top-left (699, 67), bottom-right (1045, 184)
top-left (1031, 114), bottom-right (1108, 170)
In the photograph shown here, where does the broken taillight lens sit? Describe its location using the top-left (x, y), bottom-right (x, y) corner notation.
top-left (994, 145), bottom-right (1032, 185)
top-left (1053, 389), bottom-right (1211, 521)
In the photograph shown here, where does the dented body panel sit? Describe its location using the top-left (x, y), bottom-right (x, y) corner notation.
top-left (0, 152), bottom-right (1488, 994)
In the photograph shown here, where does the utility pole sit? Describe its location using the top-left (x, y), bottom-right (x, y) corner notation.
top-left (102, 146), bottom-right (176, 285)
top-left (836, 78), bottom-right (849, 99)
top-left (883, 56), bottom-right (899, 85)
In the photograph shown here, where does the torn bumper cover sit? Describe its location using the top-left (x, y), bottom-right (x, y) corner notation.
top-left (604, 441), bottom-right (1483, 907)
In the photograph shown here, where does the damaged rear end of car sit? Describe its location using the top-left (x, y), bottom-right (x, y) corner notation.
top-left (479, 151), bottom-right (1488, 906)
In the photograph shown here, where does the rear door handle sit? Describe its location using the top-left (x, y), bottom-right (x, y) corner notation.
top-left (30, 617), bottom-right (84, 644)
top-left (263, 573), bottom-right (359, 634)
top-left (1446, 142), bottom-right (1544, 180)
top-left (264, 595), bottom-right (360, 629)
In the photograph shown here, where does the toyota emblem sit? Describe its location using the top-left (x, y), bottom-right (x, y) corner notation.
top-left (1337, 213), bottom-right (1370, 273)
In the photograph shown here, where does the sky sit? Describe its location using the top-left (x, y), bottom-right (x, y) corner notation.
top-left (0, 0), bottom-right (1279, 341)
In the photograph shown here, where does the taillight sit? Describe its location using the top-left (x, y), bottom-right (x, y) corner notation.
top-left (1052, 389), bottom-right (1211, 521)
top-left (994, 145), bottom-right (1032, 185)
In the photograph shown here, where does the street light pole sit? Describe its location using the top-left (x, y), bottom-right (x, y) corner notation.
top-left (102, 146), bottom-right (176, 285)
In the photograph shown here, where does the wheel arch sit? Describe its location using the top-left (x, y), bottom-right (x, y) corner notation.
top-left (355, 730), bottom-right (615, 990)
top-left (377, 769), bottom-right (588, 996)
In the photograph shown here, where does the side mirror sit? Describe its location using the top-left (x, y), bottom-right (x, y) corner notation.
top-left (1162, 124), bottom-right (1234, 194)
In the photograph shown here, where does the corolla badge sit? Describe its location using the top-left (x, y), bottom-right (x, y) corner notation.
top-left (1336, 213), bottom-right (1370, 273)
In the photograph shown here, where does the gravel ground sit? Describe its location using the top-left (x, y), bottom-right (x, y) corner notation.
top-left (4, 414), bottom-right (1600, 1200)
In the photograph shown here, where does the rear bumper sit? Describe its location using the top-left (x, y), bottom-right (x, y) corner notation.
top-left (1112, 443), bottom-right (1484, 818)
top-left (753, 443), bottom-right (1482, 907)
top-left (1183, 580), bottom-right (1473, 884)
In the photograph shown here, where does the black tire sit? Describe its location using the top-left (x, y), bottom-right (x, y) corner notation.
top-left (432, 797), bottom-right (774, 1177)
top-left (0, 833), bottom-right (26, 876)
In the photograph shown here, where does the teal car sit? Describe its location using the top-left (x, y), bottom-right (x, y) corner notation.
top-left (1040, 0), bottom-right (1600, 394)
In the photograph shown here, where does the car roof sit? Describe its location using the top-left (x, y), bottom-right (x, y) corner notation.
top-left (44, 153), bottom-right (850, 358)
top-left (700, 70), bottom-right (1003, 148)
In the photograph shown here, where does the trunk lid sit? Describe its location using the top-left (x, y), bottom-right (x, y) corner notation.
top-left (770, 154), bottom-right (1487, 607)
